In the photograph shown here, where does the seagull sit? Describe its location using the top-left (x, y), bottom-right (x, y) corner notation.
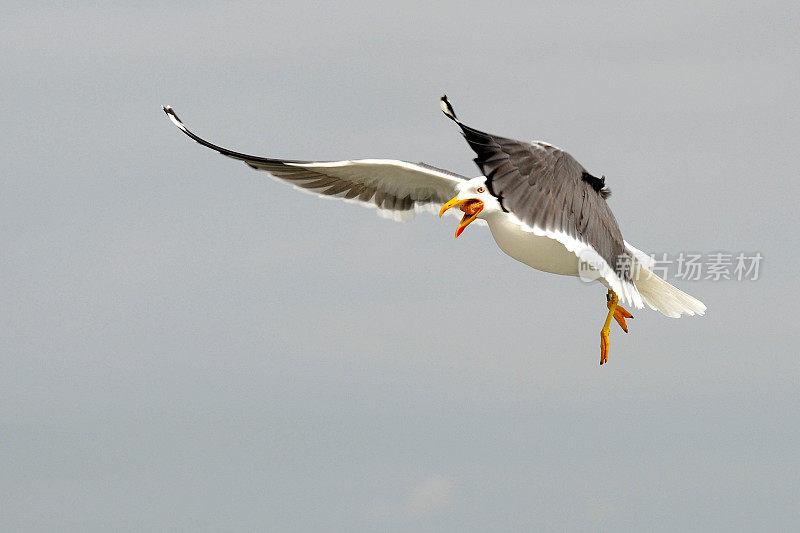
top-left (162, 96), bottom-right (705, 364)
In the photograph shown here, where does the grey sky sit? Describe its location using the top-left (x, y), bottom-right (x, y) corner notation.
top-left (2, 1), bottom-right (799, 530)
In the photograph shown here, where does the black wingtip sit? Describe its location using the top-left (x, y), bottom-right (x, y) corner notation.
top-left (162, 105), bottom-right (188, 132)
top-left (440, 94), bottom-right (458, 122)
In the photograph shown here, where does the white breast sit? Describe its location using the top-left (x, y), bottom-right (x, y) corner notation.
top-left (485, 212), bottom-right (580, 277)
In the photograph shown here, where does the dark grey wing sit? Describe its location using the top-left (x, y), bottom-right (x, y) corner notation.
top-left (440, 96), bottom-right (632, 282)
top-left (163, 106), bottom-right (466, 218)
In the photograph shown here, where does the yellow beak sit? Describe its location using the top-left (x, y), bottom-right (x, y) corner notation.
top-left (439, 196), bottom-right (484, 238)
top-left (439, 196), bottom-right (464, 218)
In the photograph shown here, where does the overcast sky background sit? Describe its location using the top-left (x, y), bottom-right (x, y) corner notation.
top-left (2, 1), bottom-right (799, 531)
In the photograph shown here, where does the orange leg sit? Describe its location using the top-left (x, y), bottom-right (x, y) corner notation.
top-left (601, 290), bottom-right (630, 365)
top-left (600, 291), bottom-right (635, 364)
top-left (600, 291), bottom-right (616, 365)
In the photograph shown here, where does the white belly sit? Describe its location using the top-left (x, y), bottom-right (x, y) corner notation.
top-left (486, 214), bottom-right (580, 277)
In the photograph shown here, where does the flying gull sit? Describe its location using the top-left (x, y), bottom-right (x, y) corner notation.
top-left (162, 96), bottom-right (706, 364)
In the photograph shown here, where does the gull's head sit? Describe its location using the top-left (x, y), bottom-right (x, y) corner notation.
top-left (439, 177), bottom-right (499, 238)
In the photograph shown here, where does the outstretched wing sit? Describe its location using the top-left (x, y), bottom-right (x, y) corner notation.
top-left (440, 96), bottom-right (640, 307)
top-left (163, 106), bottom-right (467, 220)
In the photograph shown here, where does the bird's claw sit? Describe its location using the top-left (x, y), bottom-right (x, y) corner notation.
top-left (611, 304), bottom-right (633, 333)
top-left (600, 290), bottom-right (628, 365)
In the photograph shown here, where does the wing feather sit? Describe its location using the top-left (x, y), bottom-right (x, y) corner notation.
top-left (440, 96), bottom-right (639, 305)
top-left (162, 106), bottom-right (466, 219)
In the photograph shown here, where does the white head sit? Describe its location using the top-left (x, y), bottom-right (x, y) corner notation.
top-left (439, 177), bottom-right (502, 237)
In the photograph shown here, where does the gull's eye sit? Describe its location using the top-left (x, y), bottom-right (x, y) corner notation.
top-left (476, 186), bottom-right (485, 193)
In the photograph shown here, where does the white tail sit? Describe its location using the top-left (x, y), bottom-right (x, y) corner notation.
top-left (625, 242), bottom-right (707, 318)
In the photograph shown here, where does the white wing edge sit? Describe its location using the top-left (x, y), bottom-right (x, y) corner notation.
top-left (285, 159), bottom-right (465, 185)
top-left (624, 241), bottom-right (656, 270)
top-left (506, 213), bottom-right (644, 308)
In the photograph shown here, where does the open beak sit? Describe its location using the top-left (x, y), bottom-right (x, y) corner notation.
top-left (439, 196), bottom-right (484, 238)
